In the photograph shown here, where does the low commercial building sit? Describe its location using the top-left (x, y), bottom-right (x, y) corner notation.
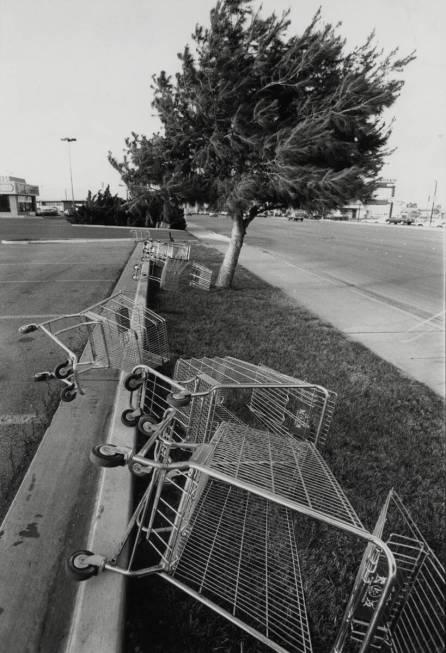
top-left (0, 176), bottom-right (39, 217)
top-left (330, 178), bottom-right (396, 221)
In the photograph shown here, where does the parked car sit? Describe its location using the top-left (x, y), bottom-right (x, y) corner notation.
top-left (36, 206), bottom-right (59, 216)
top-left (386, 215), bottom-right (414, 225)
top-left (287, 210), bottom-right (306, 221)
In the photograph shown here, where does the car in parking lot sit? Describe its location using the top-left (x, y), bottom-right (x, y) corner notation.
top-left (36, 206), bottom-right (60, 216)
top-left (386, 215), bottom-right (414, 225)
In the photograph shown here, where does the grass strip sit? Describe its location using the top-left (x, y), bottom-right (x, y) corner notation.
top-left (126, 242), bottom-right (444, 653)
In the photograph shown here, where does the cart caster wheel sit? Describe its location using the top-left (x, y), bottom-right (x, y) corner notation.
top-left (90, 444), bottom-right (126, 467)
top-left (34, 371), bottom-right (52, 382)
top-left (66, 550), bottom-right (98, 581)
top-left (60, 384), bottom-right (77, 402)
top-left (137, 415), bottom-right (157, 436)
top-left (54, 361), bottom-right (73, 379)
top-left (166, 392), bottom-right (191, 407)
top-left (18, 323), bottom-right (38, 335)
top-left (121, 409), bottom-right (140, 427)
top-left (124, 372), bottom-right (144, 392)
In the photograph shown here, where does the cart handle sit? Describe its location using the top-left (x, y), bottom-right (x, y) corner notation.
top-left (131, 364), bottom-right (192, 397)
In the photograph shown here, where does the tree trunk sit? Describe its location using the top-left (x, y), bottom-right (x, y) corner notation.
top-left (215, 212), bottom-right (245, 289)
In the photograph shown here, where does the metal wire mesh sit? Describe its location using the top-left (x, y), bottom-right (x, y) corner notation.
top-left (345, 490), bottom-right (445, 652)
top-left (21, 292), bottom-right (170, 381)
top-left (160, 258), bottom-right (190, 291)
top-left (168, 478), bottom-right (313, 653)
top-left (83, 292), bottom-right (169, 368)
top-left (172, 356), bottom-right (336, 448)
top-left (189, 262), bottom-right (213, 290)
top-left (207, 422), bottom-right (363, 529)
top-left (141, 239), bottom-right (191, 261)
top-left (128, 420), bottom-right (362, 652)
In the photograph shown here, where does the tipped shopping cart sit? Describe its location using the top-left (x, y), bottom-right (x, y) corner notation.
top-left (336, 488), bottom-right (445, 652)
top-left (132, 238), bottom-right (213, 291)
top-left (18, 292), bottom-right (170, 402)
top-left (118, 356), bottom-right (336, 450)
top-left (65, 365), bottom-right (445, 653)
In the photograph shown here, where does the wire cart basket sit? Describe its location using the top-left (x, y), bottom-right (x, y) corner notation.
top-left (336, 488), bottom-right (445, 652)
top-left (189, 262), bottom-right (213, 290)
top-left (18, 292), bottom-right (170, 402)
top-left (171, 356), bottom-right (337, 449)
top-left (65, 365), bottom-right (436, 653)
top-left (119, 356), bottom-right (336, 451)
top-left (140, 239), bottom-right (192, 262)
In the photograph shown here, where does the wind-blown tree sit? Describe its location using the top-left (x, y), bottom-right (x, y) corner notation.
top-left (109, 132), bottom-right (186, 229)
top-left (119, 0), bottom-right (414, 287)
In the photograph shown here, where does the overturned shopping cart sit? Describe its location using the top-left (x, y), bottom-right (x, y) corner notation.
top-left (18, 292), bottom-right (170, 402)
top-left (66, 365), bottom-right (445, 653)
top-left (132, 238), bottom-right (213, 291)
top-left (119, 356), bottom-right (336, 450)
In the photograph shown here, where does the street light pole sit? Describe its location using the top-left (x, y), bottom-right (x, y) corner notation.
top-left (61, 137), bottom-right (77, 210)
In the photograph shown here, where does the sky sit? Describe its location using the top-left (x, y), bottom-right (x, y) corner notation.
top-left (0, 0), bottom-right (445, 206)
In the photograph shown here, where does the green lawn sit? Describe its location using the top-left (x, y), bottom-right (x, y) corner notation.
top-left (126, 242), bottom-right (444, 653)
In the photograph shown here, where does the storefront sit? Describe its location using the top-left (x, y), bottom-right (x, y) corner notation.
top-left (0, 176), bottom-right (39, 217)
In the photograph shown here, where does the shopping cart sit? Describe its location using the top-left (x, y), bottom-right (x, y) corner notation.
top-left (119, 357), bottom-right (336, 450)
top-left (66, 365), bottom-right (399, 653)
top-left (336, 489), bottom-right (445, 652)
top-left (18, 292), bottom-right (170, 402)
top-left (189, 262), bottom-right (213, 290)
top-left (140, 239), bottom-right (191, 262)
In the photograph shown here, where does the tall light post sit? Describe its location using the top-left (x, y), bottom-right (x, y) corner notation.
top-left (61, 137), bottom-right (77, 210)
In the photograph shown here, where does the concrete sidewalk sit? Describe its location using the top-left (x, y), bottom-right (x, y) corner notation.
top-left (188, 222), bottom-right (445, 397)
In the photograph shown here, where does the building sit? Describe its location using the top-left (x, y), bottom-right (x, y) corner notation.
top-left (37, 199), bottom-right (86, 214)
top-left (0, 176), bottom-right (39, 217)
top-left (330, 178), bottom-right (396, 221)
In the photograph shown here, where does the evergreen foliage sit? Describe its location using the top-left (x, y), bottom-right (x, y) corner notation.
top-left (111, 0), bottom-right (414, 286)
top-left (69, 186), bottom-right (128, 225)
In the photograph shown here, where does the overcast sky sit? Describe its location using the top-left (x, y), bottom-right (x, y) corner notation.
top-left (0, 0), bottom-right (444, 206)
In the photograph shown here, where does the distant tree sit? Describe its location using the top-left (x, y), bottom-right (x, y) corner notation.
top-left (115, 0), bottom-right (414, 287)
top-left (109, 133), bottom-right (186, 230)
top-left (70, 186), bottom-right (128, 225)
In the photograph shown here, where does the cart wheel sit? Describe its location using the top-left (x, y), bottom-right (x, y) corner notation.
top-left (137, 415), bottom-right (157, 436)
top-left (166, 392), bottom-right (191, 408)
top-left (90, 444), bottom-right (126, 467)
top-left (124, 372), bottom-right (144, 392)
top-left (60, 385), bottom-right (77, 402)
top-left (34, 372), bottom-right (52, 382)
top-left (18, 323), bottom-right (38, 335)
top-left (66, 550), bottom-right (99, 581)
top-left (121, 409), bottom-right (139, 428)
top-left (54, 361), bottom-right (73, 379)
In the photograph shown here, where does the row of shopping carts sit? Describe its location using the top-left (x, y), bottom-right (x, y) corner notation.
top-left (132, 236), bottom-right (214, 291)
top-left (18, 236), bottom-right (445, 652)
top-left (68, 357), bottom-right (444, 652)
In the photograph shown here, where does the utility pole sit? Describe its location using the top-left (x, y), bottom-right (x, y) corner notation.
top-left (61, 137), bottom-right (77, 210)
top-left (429, 180), bottom-right (438, 225)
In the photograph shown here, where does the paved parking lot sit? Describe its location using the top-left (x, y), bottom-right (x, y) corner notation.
top-left (0, 225), bottom-right (134, 519)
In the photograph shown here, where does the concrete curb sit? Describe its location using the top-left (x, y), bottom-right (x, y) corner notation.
top-left (0, 242), bottom-right (145, 653)
top-left (64, 261), bottom-right (148, 653)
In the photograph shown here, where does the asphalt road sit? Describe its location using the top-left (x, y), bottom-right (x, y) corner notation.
top-left (0, 220), bottom-right (134, 519)
top-left (188, 215), bottom-right (445, 395)
top-left (190, 215), bottom-right (444, 323)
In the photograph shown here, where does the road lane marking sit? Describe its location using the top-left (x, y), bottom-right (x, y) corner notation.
top-left (0, 279), bottom-right (117, 283)
top-left (0, 414), bottom-right (44, 425)
top-left (1, 238), bottom-right (134, 244)
top-left (0, 314), bottom-right (60, 319)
